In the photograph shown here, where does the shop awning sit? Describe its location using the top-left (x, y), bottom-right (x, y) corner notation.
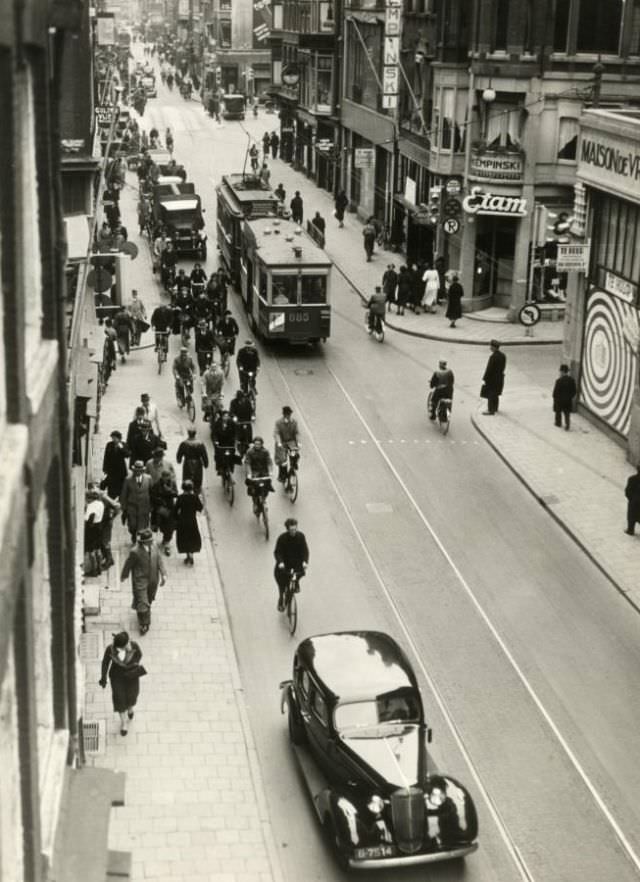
top-left (64, 215), bottom-right (92, 263)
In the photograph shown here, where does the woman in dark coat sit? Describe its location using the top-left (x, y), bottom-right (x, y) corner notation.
top-left (176, 428), bottom-right (209, 493)
top-left (102, 430), bottom-right (129, 498)
top-left (334, 190), bottom-right (349, 228)
top-left (99, 631), bottom-right (144, 736)
top-left (396, 266), bottom-right (411, 316)
top-left (446, 275), bottom-right (464, 328)
top-left (175, 479), bottom-right (203, 565)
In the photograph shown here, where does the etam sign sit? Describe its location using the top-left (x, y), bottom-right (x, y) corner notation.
top-left (463, 187), bottom-right (527, 217)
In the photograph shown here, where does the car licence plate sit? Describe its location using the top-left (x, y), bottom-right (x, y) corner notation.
top-left (354, 845), bottom-right (396, 860)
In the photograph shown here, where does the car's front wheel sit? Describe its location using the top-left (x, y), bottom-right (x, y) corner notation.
top-left (323, 815), bottom-right (350, 871)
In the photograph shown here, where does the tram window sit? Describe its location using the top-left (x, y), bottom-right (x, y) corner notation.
top-left (272, 275), bottom-right (298, 305)
top-left (301, 275), bottom-right (327, 304)
top-left (259, 267), bottom-right (268, 301)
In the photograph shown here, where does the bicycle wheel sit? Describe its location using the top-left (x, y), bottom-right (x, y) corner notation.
top-left (223, 472), bottom-right (234, 506)
top-left (222, 351), bottom-right (230, 378)
top-left (286, 471), bottom-right (298, 503)
top-left (287, 589), bottom-right (298, 636)
top-left (157, 352), bottom-right (163, 374)
top-left (186, 396), bottom-right (196, 422)
top-left (262, 504), bottom-right (269, 540)
top-left (249, 388), bottom-right (256, 416)
top-left (439, 403), bottom-right (450, 436)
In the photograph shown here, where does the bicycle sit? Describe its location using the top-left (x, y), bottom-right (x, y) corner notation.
top-left (218, 447), bottom-right (236, 506)
top-left (176, 376), bottom-right (196, 422)
top-left (217, 337), bottom-right (234, 378)
top-left (281, 569), bottom-right (300, 636)
top-left (247, 476), bottom-right (270, 540)
top-left (427, 390), bottom-right (452, 436)
top-left (234, 420), bottom-right (253, 458)
top-left (281, 447), bottom-right (299, 503)
top-left (365, 310), bottom-right (385, 343)
top-left (155, 331), bottom-right (169, 374)
top-left (239, 370), bottom-right (258, 415)
top-left (202, 391), bottom-right (223, 423)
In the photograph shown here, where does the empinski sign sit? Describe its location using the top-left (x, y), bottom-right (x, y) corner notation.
top-left (462, 187), bottom-right (527, 217)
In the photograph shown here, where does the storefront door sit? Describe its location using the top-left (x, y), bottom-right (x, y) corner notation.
top-left (473, 216), bottom-right (517, 302)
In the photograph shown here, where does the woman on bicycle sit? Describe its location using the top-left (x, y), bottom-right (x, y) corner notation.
top-left (273, 518), bottom-right (309, 611)
top-left (429, 360), bottom-right (454, 420)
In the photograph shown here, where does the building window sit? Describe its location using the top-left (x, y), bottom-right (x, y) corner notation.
top-left (315, 55), bottom-right (332, 110)
top-left (631, 0), bottom-right (640, 55)
top-left (523, 0), bottom-right (536, 53)
top-left (492, 0), bottom-right (510, 51)
top-left (577, 0), bottom-right (622, 53)
top-left (219, 21), bottom-right (231, 47)
top-left (591, 192), bottom-right (640, 292)
top-left (485, 98), bottom-right (523, 149)
top-left (557, 118), bottom-right (578, 160)
top-left (348, 21), bottom-right (382, 109)
top-left (272, 3), bottom-right (283, 28)
top-left (553, 0), bottom-right (570, 52)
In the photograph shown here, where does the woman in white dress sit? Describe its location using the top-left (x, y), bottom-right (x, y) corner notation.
top-left (421, 265), bottom-right (440, 313)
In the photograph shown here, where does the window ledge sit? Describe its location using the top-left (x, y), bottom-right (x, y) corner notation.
top-left (26, 339), bottom-right (59, 418)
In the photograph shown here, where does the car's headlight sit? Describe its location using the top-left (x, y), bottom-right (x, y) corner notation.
top-left (367, 795), bottom-right (385, 815)
top-left (425, 786), bottom-right (446, 809)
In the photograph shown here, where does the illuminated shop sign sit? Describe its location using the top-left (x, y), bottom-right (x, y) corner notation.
top-left (462, 187), bottom-right (527, 217)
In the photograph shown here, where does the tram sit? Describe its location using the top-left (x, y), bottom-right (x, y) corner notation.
top-left (240, 216), bottom-right (332, 344)
top-left (215, 174), bottom-right (280, 286)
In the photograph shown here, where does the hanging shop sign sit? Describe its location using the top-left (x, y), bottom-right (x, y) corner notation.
top-left (470, 151), bottom-right (524, 182)
top-left (355, 148), bottom-right (375, 169)
top-left (604, 271), bottom-right (636, 303)
top-left (96, 14), bottom-right (115, 45)
top-left (383, 66), bottom-right (399, 95)
top-left (385, 5), bottom-right (401, 34)
top-left (462, 187), bottom-right (527, 217)
top-left (95, 103), bottom-right (116, 126)
top-left (556, 242), bottom-right (591, 273)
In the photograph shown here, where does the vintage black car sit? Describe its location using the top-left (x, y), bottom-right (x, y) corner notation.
top-left (280, 631), bottom-right (478, 870)
top-left (152, 183), bottom-right (207, 259)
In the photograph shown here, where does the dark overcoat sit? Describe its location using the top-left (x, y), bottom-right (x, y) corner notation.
top-left (625, 473), bottom-right (640, 518)
top-left (481, 350), bottom-right (507, 399)
top-left (552, 374), bottom-right (577, 412)
top-left (175, 492), bottom-right (203, 553)
top-left (102, 440), bottom-right (129, 498)
top-left (100, 642), bottom-right (143, 712)
top-left (120, 474), bottom-right (152, 534)
top-left (446, 282), bottom-right (464, 320)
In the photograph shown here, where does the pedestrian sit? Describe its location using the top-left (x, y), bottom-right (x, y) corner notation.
top-left (421, 263), bottom-right (439, 313)
top-left (145, 446), bottom-right (176, 486)
top-left (120, 528), bottom-right (166, 634)
top-left (175, 480), bottom-right (203, 565)
top-left (138, 392), bottom-right (162, 438)
top-left (480, 339), bottom-right (507, 415)
top-left (313, 211), bottom-right (326, 237)
top-left (552, 364), bottom-right (577, 430)
top-left (446, 274), bottom-right (464, 328)
top-left (113, 307), bottom-right (135, 363)
top-left (334, 189), bottom-right (348, 228)
top-left (102, 430), bottom-right (129, 499)
top-left (625, 466), bottom-right (640, 535)
top-left (362, 219), bottom-right (376, 261)
top-left (120, 461), bottom-right (152, 543)
top-left (127, 289), bottom-right (148, 346)
top-left (150, 469), bottom-right (178, 554)
top-left (382, 264), bottom-right (398, 312)
top-left (259, 161), bottom-right (271, 187)
top-left (176, 428), bottom-right (209, 493)
top-left (274, 183), bottom-right (286, 202)
top-left (270, 130), bottom-right (279, 158)
top-left (396, 266), bottom-right (411, 316)
top-left (409, 263), bottom-right (422, 312)
top-left (249, 142), bottom-right (259, 172)
top-left (262, 131), bottom-right (271, 157)
top-left (126, 409), bottom-right (160, 466)
top-left (290, 191), bottom-right (304, 225)
top-left (99, 631), bottom-right (145, 736)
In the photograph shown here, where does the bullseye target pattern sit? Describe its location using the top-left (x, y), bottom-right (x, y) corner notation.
top-left (580, 289), bottom-right (637, 436)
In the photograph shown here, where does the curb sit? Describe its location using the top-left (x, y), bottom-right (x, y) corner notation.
top-left (470, 409), bottom-right (640, 617)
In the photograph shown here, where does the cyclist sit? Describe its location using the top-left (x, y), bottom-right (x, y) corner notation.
top-left (174, 268), bottom-right (190, 296)
top-left (202, 360), bottom-right (224, 421)
top-left (216, 309), bottom-right (240, 355)
top-left (211, 410), bottom-right (238, 475)
top-left (244, 437), bottom-right (274, 503)
top-left (230, 389), bottom-right (254, 452)
top-left (194, 293), bottom-right (212, 328)
top-left (190, 262), bottom-right (207, 296)
top-left (366, 285), bottom-right (386, 335)
top-left (165, 126), bottom-right (174, 153)
top-left (236, 339), bottom-right (260, 393)
top-left (152, 229), bottom-right (168, 274)
top-left (172, 346), bottom-right (196, 407)
top-left (429, 359), bottom-right (455, 420)
top-left (160, 240), bottom-right (177, 286)
top-left (274, 406), bottom-right (300, 483)
top-left (194, 319), bottom-right (217, 375)
top-left (174, 285), bottom-right (194, 340)
top-left (151, 303), bottom-right (173, 349)
top-left (273, 518), bottom-right (309, 611)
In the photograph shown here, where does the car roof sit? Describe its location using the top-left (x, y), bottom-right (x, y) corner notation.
top-left (297, 631), bottom-right (419, 703)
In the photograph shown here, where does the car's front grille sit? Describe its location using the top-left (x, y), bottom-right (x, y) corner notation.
top-left (391, 787), bottom-right (425, 854)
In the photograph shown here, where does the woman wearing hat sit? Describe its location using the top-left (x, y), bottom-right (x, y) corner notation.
top-left (99, 631), bottom-right (145, 736)
top-left (102, 430), bottom-right (129, 499)
top-left (175, 480), bottom-right (203, 565)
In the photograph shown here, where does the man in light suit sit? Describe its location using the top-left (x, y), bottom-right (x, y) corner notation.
top-left (120, 461), bottom-right (152, 542)
top-left (120, 528), bottom-right (166, 634)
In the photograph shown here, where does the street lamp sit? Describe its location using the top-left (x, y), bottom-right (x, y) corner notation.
top-left (481, 85), bottom-right (496, 141)
top-left (281, 63), bottom-right (301, 87)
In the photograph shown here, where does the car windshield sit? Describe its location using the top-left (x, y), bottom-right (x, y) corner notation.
top-left (334, 688), bottom-right (420, 734)
top-left (162, 210), bottom-right (199, 228)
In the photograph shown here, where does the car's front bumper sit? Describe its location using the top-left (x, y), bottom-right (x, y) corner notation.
top-left (349, 841), bottom-right (477, 869)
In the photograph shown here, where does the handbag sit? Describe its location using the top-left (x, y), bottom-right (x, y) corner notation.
top-left (124, 664), bottom-right (147, 680)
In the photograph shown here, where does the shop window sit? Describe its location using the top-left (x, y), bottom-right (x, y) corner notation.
top-left (592, 192), bottom-right (640, 289)
top-left (553, 0), bottom-right (570, 52)
top-left (492, 0), bottom-right (510, 51)
top-left (557, 118), bottom-right (578, 161)
top-left (272, 275), bottom-right (298, 305)
top-left (301, 275), bottom-right (327, 304)
top-left (485, 99), bottom-right (523, 150)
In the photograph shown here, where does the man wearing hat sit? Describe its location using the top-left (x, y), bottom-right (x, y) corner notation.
top-left (120, 528), bottom-right (166, 634)
top-left (429, 359), bottom-right (455, 420)
top-left (172, 346), bottom-right (196, 408)
top-left (120, 461), bottom-right (153, 543)
top-left (202, 360), bottom-right (224, 421)
top-left (274, 406), bottom-right (300, 483)
top-left (194, 318), bottom-right (216, 375)
top-left (236, 339), bottom-right (260, 393)
top-left (481, 339), bottom-right (507, 415)
top-left (382, 264), bottom-right (398, 311)
top-left (126, 407), bottom-right (161, 467)
top-left (145, 446), bottom-right (176, 486)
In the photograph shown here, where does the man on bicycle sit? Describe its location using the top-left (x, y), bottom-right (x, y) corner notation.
top-left (211, 410), bottom-right (238, 475)
top-left (195, 319), bottom-right (217, 375)
top-left (274, 406), bottom-right (300, 483)
top-left (273, 518), bottom-right (309, 611)
top-left (244, 437), bottom-right (274, 502)
top-left (202, 360), bottom-right (224, 421)
top-left (190, 263), bottom-right (207, 291)
top-left (429, 359), bottom-right (454, 420)
top-left (366, 285), bottom-right (386, 335)
top-left (236, 339), bottom-right (260, 392)
top-left (230, 389), bottom-right (254, 452)
top-left (151, 303), bottom-right (173, 351)
top-left (173, 347), bottom-right (195, 407)
top-left (216, 310), bottom-right (239, 355)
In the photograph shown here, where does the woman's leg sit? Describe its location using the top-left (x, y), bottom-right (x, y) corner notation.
top-left (119, 711), bottom-right (128, 735)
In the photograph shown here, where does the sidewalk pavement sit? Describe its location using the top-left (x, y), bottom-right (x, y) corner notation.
top-left (82, 178), bottom-right (282, 882)
top-left (266, 151), bottom-right (640, 613)
top-left (262, 154), bottom-right (562, 345)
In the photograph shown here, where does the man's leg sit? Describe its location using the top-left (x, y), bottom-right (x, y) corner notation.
top-left (563, 408), bottom-right (571, 430)
top-left (274, 566), bottom-right (288, 610)
top-left (554, 410), bottom-right (562, 427)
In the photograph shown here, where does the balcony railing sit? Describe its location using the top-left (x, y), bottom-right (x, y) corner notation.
top-left (469, 144), bottom-right (525, 183)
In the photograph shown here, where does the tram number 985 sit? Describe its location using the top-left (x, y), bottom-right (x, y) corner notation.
top-left (291, 312), bottom-right (310, 323)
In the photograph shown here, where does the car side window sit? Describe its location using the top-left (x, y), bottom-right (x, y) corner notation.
top-left (311, 688), bottom-right (329, 727)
